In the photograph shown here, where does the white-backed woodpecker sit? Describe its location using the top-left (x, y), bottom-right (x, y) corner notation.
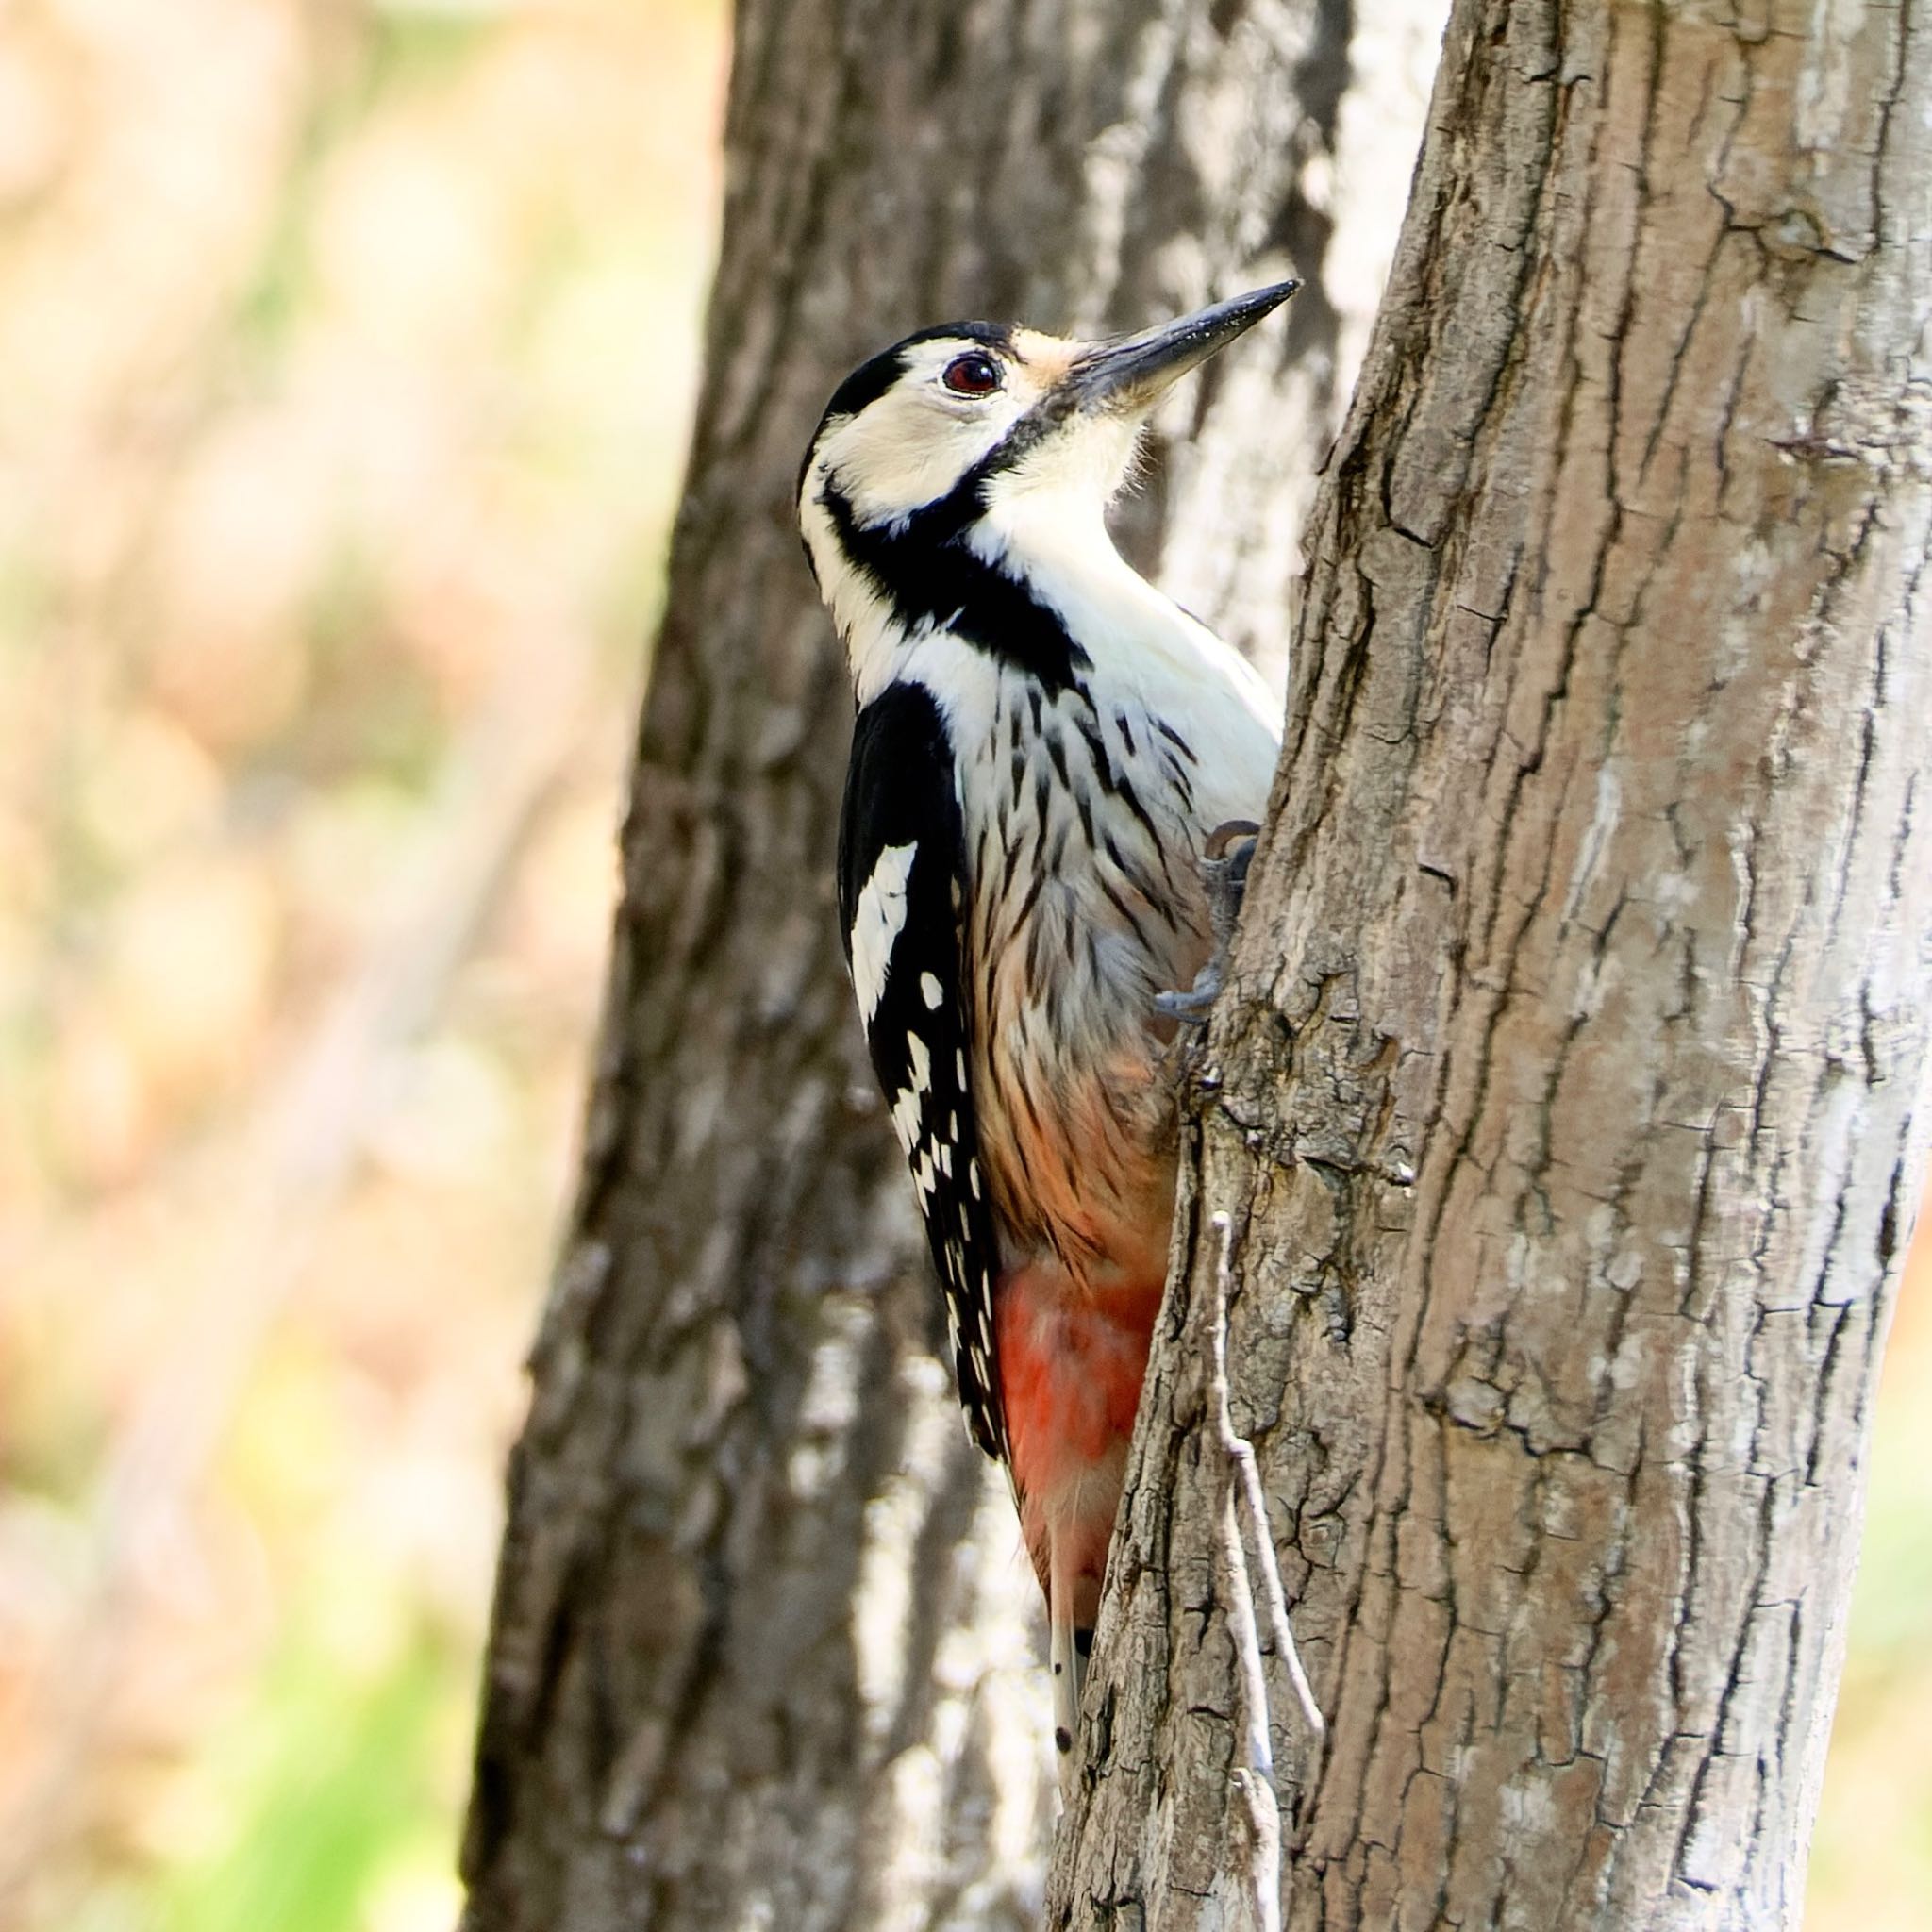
top-left (799, 281), bottom-right (1296, 1762)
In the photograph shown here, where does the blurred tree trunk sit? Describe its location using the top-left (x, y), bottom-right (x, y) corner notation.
top-left (1053, 4), bottom-right (1932, 1929)
top-left (458, 3), bottom-right (1446, 1927)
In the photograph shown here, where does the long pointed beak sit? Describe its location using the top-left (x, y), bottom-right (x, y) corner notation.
top-left (1066, 279), bottom-right (1300, 413)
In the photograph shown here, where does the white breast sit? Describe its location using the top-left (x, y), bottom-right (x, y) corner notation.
top-left (865, 488), bottom-right (1284, 1277)
top-left (955, 638), bottom-right (1278, 1278)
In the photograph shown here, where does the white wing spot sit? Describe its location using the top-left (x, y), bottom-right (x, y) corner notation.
top-left (890, 1085), bottom-right (922, 1153)
top-left (906, 1031), bottom-right (933, 1093)
top-left (850, 841), bottom-right (918, 1024)
top-left (920, 972), bottom-right (943, 1009)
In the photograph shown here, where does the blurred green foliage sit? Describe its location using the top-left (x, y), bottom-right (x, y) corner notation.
top-left (156, 1622), bottom-right (455, 1932)
top-left (1807, 1277), bottom-right (1932, 1928)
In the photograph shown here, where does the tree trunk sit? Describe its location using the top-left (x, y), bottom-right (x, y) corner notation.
top-left (458, 4), bottom-right (1444, 1926)
top-left (1052, 5), bottom-right (1932, 1929)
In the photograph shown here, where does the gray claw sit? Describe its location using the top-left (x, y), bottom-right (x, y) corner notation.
top-left (1156, 820), bottom-right (1260, 1024)
top-left (1154, 981), bottom-right (1219, 1024)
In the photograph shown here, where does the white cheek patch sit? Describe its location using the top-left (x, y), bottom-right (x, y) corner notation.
top-left (823, 344), bottom-right (1056, 526)
top-left (851, 841), bottom-right (918, 1022)
top-left (844, 418), bottom-right (1006, 522)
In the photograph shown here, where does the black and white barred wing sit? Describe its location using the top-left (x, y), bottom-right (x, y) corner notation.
top-left (838, 681), bottom-right (1006, 1460)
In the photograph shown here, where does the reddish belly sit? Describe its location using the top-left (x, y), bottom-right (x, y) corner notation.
top-left (996, 1263), bottom-right (1166, 1612)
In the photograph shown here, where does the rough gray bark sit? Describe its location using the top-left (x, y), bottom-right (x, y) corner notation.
top-left (1053, 4), bottom-right (1932, 1929)
top-left (458, 4), bottom-right (1443, 1926)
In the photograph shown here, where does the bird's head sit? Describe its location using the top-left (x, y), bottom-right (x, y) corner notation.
top-left (798, 282), bottom-right (1297, 682)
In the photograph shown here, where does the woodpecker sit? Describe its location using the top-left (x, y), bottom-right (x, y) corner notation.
top-left (799, 282), bottom-right (1294, 1761)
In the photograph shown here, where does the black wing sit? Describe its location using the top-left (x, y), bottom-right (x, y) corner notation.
top-left (839, 679), bottom-right (1006, 1459)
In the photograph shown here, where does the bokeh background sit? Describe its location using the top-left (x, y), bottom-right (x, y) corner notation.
top-left (0, 4), bottom-right (1923, 1928)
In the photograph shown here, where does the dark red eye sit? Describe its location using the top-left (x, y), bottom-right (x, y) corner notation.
top-left (941, 351), bottom-right (1002, 396)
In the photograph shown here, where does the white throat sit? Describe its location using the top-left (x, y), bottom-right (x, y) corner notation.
top-left (805, 459), bottom-right (1275, 748)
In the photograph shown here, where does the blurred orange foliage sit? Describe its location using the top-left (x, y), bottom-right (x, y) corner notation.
top-left (0, 2), bottom-right (724, 1926)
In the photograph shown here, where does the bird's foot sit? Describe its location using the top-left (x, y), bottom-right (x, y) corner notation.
top-left (1154, 820), bottom-right (1260, 1025)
